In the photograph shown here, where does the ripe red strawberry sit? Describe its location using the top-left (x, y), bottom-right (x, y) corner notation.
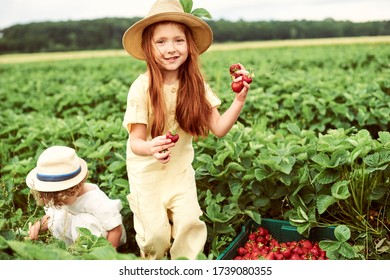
top-left (166, 130), bottom-right (179, 143)
top-left (281, 247), bottom-right (292, 259)
top-left (265, 252), bottom-right (275, 260)
top-left (229, 63), bottom-right (243, 78)
top-left (237, 247), bottom-right (247, 256)
top-left (274, 252), bottom-right (284, 260)
top-left (248, 233), bottom-right (256, 241)
top-left (256, 236), bottom-right (266, 244)
top-left (242, 74), bottom-right (253, 84)
top-left (290, 253), bottom-right (302, 260)
top-left (293, 246), bottom-right (303, 255)
top-left (231, 80), bottom-right (243, 93)
top-left (300, 240), bottom-right (313, 250)
top-left (257, 227), bottom-right (269, 237)
top-left (310, 246), bottom-right (320, 257)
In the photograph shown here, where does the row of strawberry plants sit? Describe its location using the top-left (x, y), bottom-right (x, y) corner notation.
top-left (193, 123), bottom-right (390, 259)
top-left (205, 44), bottom-right (390, 136)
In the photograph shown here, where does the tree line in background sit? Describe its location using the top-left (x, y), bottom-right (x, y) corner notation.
top-left (0, 17), bottom-right (389, 54)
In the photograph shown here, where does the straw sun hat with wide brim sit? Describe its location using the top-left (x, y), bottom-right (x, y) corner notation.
top-left (122, 0), bottom-right (213, 60)
top-left (26, 146), bottom-right (88, 192)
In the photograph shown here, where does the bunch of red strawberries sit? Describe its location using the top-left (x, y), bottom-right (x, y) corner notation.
top-left (234, 226), bottom-right (328, 260)
top-left (229, 63), bottom-right (254, 93)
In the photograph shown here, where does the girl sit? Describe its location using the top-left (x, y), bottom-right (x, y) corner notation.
top-left (122, 0), bottom-right (250, 259)
top-left (26, 145), bottom-right (127, 248)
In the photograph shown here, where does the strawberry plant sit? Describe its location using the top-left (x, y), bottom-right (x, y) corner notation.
top-left (319, 225), bottom-right (362, 260)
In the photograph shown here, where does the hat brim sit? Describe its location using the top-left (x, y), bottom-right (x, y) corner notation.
top-left (26, 158), bottom-right (88, 192)
top-left (122, 12), bottom-right (213, 60)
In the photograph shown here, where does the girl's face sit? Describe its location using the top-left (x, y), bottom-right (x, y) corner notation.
top-left (152, 22), bottom-right (188, 73)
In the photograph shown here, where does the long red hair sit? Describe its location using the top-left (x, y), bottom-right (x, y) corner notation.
top-left (141, 21), bottom-right (213, 138)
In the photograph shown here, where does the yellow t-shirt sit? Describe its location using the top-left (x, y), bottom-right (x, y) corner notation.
top-left (123, 74), bottom-right (221, 184)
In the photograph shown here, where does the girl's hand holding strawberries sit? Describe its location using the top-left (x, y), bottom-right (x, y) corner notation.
top-left (229, 63), bottom-right (253, 101)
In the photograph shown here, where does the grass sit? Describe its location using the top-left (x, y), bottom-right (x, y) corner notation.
top-left (1, 36), bottom-right (390, 64)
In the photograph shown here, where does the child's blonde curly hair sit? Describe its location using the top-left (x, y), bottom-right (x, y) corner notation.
top-left (31, 173), bottom-right (88, 208)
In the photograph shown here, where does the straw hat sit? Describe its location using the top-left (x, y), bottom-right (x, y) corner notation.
top-left (122, 0), bottom-right (213, 60)
top-left (26, 146), bottom-right (88, 192)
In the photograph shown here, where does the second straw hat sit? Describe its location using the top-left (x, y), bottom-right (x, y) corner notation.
top-left (26, 146), bottom-right (88, 192)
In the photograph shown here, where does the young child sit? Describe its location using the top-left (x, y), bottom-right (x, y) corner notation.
top-left (122, 0), bottom-right (250, 259)
top-left (26, 145), bottom-right (126, 248)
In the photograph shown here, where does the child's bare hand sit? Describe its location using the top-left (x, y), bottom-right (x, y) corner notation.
top-left (150, 135), bottom-right (175, 163)
top-left (28, 221), bottom-right (41, 240)
top-left (235, 80), bottom-right (250, 102)
top-left (28, 215), bottom-right (49, 240)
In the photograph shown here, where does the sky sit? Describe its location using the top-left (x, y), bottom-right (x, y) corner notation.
top-left (1, 0), bottom-right (389, 29)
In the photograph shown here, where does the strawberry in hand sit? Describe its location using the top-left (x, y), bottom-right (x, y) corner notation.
top-left (229, 63), bottom-right (243, 78)
top-left (158, 131), bottom-right (179, 160)
top-left (229, 63), bottom-right (254, 93)
top-left (166, 130), bottom-right (179, 143)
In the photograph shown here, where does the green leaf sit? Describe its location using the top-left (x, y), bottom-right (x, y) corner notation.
top-left (229, 181), bottom-right (242, 196)
top-left (286, 123), bottom-right (301, 136)
top-left (331, 180), bottom-right (350, 200)
top-left (350, 146), bottom-right (368, 162)
top-left (311, 150), bottom-right (348, 168)
top-left (254, 167), bottom-right (269, 181)
top-left (364, 151), bottom-right (390, 172)
top-left (296, 223), bottom-right (310, 236)
top-left (378, 131), bottom-right (390, 148)
top-left (87, 143), bottom-right (112, 159)
top-left (225, 162), bottom-right (246, 172)
top-left (338, 242), bottom-right (357, 259)
top-left (298, 206), bottom-right (309, 221)
top-left (264, 184), bottom-right (287, 199)
top-left (244, 210), bottom-right (261, 224)
top-left (275, 156), bottom-right (296, 174)
top-left (334, 225), bottom-right (351, 242)
top-left (369, 186), bottom-right (387, 201)
top-left (316, 194), bottom-right (337, 214)
top-left (213, 151), bottom-right (231, 166)
top-left (289, 218), bottom-right (308, 224)
top-left (311, 153), bottom-right (331, 167)
top-left (205, 204), bottom-right (233, 223)
top-left (191, 8), bottom-right (212, 19)
top-left (325, 250), bottom-right (339, 260)
top-left (312, 168), bottom-right (340, 184)
top-left (253, 196), bottom-right (270, 208)
top-left (179, 0), bottom-right (193, 13)
top-left (319, 240), bottom-right (342, 251)
top-left (180, 0), bottom-right (212, 19)
top-left (113, 178), bottom-right (129, 188)
top-left (196, 153), bottom-right (212, 163)
top-left (108, 160), bottom-right (126, 172)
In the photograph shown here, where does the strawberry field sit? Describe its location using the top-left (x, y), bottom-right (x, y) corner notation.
top-left (1, 40), bottom-right (389, 260)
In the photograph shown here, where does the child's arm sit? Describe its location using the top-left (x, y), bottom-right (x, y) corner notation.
top-left (208, 82), bottom-right (250, 137)
top-left (28, 215), bottom-right (49, 240)
top-left (106, 225), bottom-right (122, 248)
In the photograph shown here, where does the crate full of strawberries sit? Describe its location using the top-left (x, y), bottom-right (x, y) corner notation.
top-left (217, 218), bottom-right (335, 260)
